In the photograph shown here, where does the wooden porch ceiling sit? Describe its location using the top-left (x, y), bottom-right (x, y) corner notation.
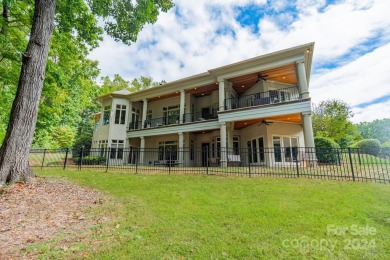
top-left (228, 63), bottom-right (298, 95)
top-left (234, 113), bottom-right (302, 130)
top-left (148, 63), bottom-right (297, 102)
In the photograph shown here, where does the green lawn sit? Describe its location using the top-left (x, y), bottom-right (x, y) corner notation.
top-left (32, 169), bottom-right (390, 259)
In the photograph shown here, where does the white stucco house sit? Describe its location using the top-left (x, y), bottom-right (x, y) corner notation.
top-left (91, 43), bottom-right (316, 167)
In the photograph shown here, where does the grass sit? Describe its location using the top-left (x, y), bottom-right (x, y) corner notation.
top-left (30, 169), bottom-right (390, 259)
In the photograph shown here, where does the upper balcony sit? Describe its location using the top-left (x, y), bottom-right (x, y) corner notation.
top-left (128, 109), bottom-right (218, 131)
top-left (224, 86), bottom-right (300, 111)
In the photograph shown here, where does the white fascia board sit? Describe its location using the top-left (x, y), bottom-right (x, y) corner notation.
top-left (128, 74), bottom-right (216, 102)
top-left (212, 54), bottom-right (304, 81)
top-left (218, 100), bottom-right (312, 122)
top-left (127, 120), bottom-right (220, 138)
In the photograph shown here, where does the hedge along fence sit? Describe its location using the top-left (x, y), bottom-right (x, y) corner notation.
top-left (354, 139), bottom-right (381, 156)
top-left (314, 137), bottom-right (340, 164)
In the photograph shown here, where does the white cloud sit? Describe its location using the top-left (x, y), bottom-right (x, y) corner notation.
top-left (88, 0), bottom-right (390, 122)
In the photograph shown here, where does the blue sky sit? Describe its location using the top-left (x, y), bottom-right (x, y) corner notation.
top-left (89, 0), bottom-right (390, 123)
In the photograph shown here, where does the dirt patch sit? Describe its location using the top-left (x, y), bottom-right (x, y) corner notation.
top-left (0, 177), bottom-right (107, 258)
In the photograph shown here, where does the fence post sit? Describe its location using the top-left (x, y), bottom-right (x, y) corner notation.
top-left (105, 147), bottom-right (110, 173)
top-left (357, 148), bottom-right (361, 165)
top-left (295, 151), bottom-right (299, 178)
top-left (135, 148), bottom-right (138, 174)
top-left (248, 147), bottom-right (251, 178)
top-left (206, 146), bottom-right (209, 175)
top-left (347, 147), bottom-right (355, 182)
top-left (79, 147), bottom-right (84, 170)
top-left (63, 147), bottom-right (69, 170)
top-left (41, 148), bottom-right (47, 170)
top-left (168, 147), bottom-right (172, 174)
top-left (337, 149), bottom-right (341, 166)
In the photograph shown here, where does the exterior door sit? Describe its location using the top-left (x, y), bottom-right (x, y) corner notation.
top-left (201, 143), bottom-right (210, 167)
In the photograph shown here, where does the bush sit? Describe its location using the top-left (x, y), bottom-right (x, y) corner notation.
top-left (354, 139), bottom-right (381, 156)
top-left (73, 156), bottom-right (106, 165)
top-left (382, 141), bottom-right (390, 148)
top-left (314, 137), bottom-right (340, 163)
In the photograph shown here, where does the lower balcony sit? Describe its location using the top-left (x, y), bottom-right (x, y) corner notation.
top-left (224, 86), bottom-right (300, 110)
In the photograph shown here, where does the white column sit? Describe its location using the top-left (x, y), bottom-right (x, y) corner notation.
top-left (178, 132), bottom-right (184, 166)
top-left (140, 136), bottom-right (145, 165)
top-left (220, 122), bottom-right (227, 167)
top-left (179, 90), bottom-right (185, 124)
top-left (296, 61), bottom-right (309, 99)
top-left (142, 98), bottom-right (148, 128)
top-left (227, 122), bottom-right (234, 151)
top-left (127, 101), bottom-right (133, 129)
top-left (302, 112), bottom-right (317, 167)
top-left (218, 79), bottom-right (225, 111)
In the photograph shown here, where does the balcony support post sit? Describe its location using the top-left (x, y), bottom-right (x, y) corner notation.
top-left (218, 79), bottom-right (226, 111)
top-left (179, 90), bottom-right (185, 124)
top-left (140, 136), bottom-right (145, 165)
top-left (296, 61), bottom-right (310, 99)
top-left (220, 122), bottom-right (227, 167)
top-left (302, 112), bottom-right (317, 167)
top-left (178, 132), bottom-right (184, 166)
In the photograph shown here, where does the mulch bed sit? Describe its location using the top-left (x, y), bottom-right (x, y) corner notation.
top-left (0, 177), bottom-right (107, 258)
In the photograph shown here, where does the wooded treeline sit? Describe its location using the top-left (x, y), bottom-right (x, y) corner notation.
top-left (312, 99), bottom-right (390, 148)
top-left (0, 1), bottom-right (165, 149)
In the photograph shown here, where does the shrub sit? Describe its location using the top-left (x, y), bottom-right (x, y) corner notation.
top-left (314, 137), bottom-right (340, 164)
top-left (355, 139), bottom-right (381, 156)
top-left (382, 141), bottom-right (390, 148)
top-left (73, 156), bottom-right (106, 165)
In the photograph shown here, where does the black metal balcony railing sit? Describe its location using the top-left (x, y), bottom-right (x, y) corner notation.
top-left (183, 110), bottom-right (218, 123)
top-left (129, 121), bottom-right (142, 130)
top-left (224, 87), bottom-right (300, 110)
top-left (144, 115), bottom-right (179, 128)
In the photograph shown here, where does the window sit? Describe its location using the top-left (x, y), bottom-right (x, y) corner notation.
top-left (163, 105), bottom-right (179, 125)
top-left (111, 140), bottom-right (124, 159)
top-left (114, 105), bottom-right (126, 124)
top-left (273, 136), bottom-right (299, 163)
top-left (103, 106), bottom-right (111, 125)
top-left (98, 140), bottom-right (108, 157)
top-left (190, 140), bottom-right (195, 160)
top-left (128, 146), bottom-right (138, 164)
top-left (233, 137), bottom-right (240, 155)
top-left (131, 108), bottom-right (141, 129)
top-left (247, 137), bottom-right (264, 164)
top-left (158, 141), bottom-right (178, 160)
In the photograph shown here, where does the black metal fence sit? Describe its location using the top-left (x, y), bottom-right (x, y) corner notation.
top-left (29, 147), bottom-right (390, 184)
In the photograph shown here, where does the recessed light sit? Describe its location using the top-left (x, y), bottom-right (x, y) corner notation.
top-left (287, 118), bottom-right (291, 120)
top-left (202, 131), bottom-right (205, 133)
top-left (306, 49), bottom-right (310, 53)
top-left (283, 76), bottom-right (286, 79)
top-left (242, 85), bottom-right (245, 88)
top-left (216, 82), bottom-right (218, 84)
top-left (202, 93), bottom-right (204, 96)
top-left (244, 123), bottom-right (247, 125)
top-left (194, 87), bottom-right (197, 90)
top-left (176, 91), bottom-right (178, 94)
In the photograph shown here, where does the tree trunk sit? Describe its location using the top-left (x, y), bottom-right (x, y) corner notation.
top-left (0, 0), bottom-right (56, 185)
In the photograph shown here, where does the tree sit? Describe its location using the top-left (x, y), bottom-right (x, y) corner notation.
top-left (356, 118), bottom-right (390, 144)
top-left (0, 0), bottom-right (174, 184)
top-left (312, 99), bottom-right (361, 147)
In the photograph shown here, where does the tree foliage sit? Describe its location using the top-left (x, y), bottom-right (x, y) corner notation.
top-left (0, 0), bottom-right (173, 183)
top-left (356, 118), bottom-right (390, 144)
top-left (312, 99), bottom-right (361, 147)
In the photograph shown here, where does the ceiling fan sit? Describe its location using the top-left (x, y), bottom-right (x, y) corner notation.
top-left (255, 73), bottom-right (268, 83)
top-left (259, 120), bottom-right (273, 126)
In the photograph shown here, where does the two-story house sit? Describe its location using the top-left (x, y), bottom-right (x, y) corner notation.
top-left (91, 43), bottom-right (316, 167)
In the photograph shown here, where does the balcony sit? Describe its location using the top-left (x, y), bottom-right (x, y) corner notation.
top-left (224, 87), bottom-right (300, 110)
top-left (183, 109), bottom-right (218, 123)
